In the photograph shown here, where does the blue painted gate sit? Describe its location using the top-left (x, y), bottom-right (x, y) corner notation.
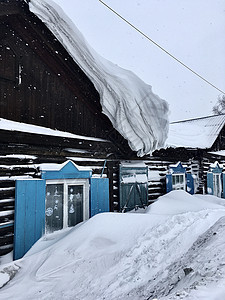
top-left (90, 178), bottom-right (109, 217)
top-left (119, 163), bottom-right (148, 212)
top-left (14, 179), bottom-right (46, 260)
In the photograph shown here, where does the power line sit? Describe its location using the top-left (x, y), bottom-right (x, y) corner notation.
top-left (99, 0), bottom-right (225, 95)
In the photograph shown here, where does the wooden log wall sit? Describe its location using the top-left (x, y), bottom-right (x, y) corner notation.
top-left (145, 156), bottom-right (202, 202)
top-left (0, 158), bottom-right (38, 256)
top-left (0, 128), bottom-right (120, 257)
top-left (0, 132), bottom-right (207, 256)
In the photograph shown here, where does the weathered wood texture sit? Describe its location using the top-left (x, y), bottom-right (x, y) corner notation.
top-left (0, 128), bottom-right (124, 256)
top-left (0, 1), bottom-right (133, 156)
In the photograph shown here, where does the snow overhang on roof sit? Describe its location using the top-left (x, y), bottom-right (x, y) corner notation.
top-left (166, 114), bottom-right (225, 149)
top-left (209, 150), bottom-right (225, 157)
top-left (29, 0), bottom-right (169, 157)
top-left (0, 118), bottom-right (108, 142)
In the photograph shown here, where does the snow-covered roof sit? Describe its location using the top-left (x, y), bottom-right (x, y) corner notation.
top-left (39, 160), bottom-right (91, 172)
top-left (166, 114), bottom-right (225, 149)
top-left (0, 118), bottom-right (108, 142)
top-left (29, 0), bottom-right (169, 156)
top-left (209, 150), bottom-right (225, 157)
top-left (209, 161), bottom-right (223, 169)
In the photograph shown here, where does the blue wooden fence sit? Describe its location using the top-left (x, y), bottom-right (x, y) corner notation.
top-left (14, 179), bottom-right (46, 260)
top-left (90, 178), bottom-right (109, 217)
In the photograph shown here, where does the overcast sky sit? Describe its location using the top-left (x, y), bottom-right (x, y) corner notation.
top-left (53, 0), bottom-right (225, 122)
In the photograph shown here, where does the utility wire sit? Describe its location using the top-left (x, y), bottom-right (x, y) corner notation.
top-left (99, 0), bottom-right (225, 95)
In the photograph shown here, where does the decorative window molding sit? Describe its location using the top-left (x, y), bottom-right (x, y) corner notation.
top-left (45, 178), bottom-right (89, 233)
top-left (166, 161), bottom-right (194, 194)
top-left (207, 161), bottom-right (223, 197)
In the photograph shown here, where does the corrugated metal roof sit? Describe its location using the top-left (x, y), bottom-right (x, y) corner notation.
top-left (166, 115), bottom-right (225, 149)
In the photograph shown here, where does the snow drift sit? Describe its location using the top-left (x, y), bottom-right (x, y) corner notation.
top-left (1, 191), bottom-right (225, 299)
top-left (29, 0), bottom-right (169, 156)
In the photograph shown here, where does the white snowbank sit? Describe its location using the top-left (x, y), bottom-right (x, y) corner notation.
top-left (29, 0), bottom-right (169, 156)
top-left (146, 190), bottom-right (223, 215)
top-left (1, 191), bottom-right (225, 299)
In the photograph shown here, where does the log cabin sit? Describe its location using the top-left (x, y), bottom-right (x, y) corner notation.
top-left (1, 0), bottom-right (224, 259)
top-left (0, 0), bottom-right (169, 258)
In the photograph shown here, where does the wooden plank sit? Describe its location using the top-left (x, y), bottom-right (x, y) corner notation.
top-left (0, 180), bottom-right (15, 188)
top-left (0, 234), bottom-right (13, 247)
top-left (0, 213), bottom-right (14, 223)
top-left (0, 3), bottom-right (22, 16)
top-left (14, 179), bottom-right (46, 260)
top-left (0, 223), bottom-right (14, 234)
top-left (0, 245), bottom-right (13, 256)
top-left (90, 178), bottom-right (109, 217)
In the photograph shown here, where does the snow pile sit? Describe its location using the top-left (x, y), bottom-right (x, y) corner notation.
top-left (1, 191), bottom-right (225, 299)
top-left (29, 0), bottom-right (169, 156)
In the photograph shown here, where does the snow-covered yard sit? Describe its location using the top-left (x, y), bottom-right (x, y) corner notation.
top-left (0, 190), bottom-right (225, 299)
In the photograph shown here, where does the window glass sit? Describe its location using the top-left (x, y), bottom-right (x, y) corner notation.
top-left (172, 175), bottom-right (176, 185)
top-left (172, 174), bottom-right (185, 190)
top-left (45, 184), bottom-right (64, 233)
top-left (179, 174), bottom-right (184, 184)
top-left (67, 185), bottom-right (83, 227)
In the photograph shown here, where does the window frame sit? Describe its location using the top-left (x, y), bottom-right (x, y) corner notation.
top-left (45, 178), bottom-right (89, 233)
top-left (172, 173), bottom-right (186, 191)
top-left (213, 173), bottom-right (222, 197)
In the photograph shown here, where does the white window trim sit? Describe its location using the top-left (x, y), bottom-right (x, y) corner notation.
top-left (213, 173), bottom-right (222, 198)
top-left (45, 179), bottom-right (89, 232)
top-left (172, 173), bottom-right (186, 191)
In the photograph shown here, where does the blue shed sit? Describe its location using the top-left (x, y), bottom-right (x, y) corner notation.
top-left (207, 161), bottom-right (223, 197)
top-left (166, 162), bottom-right (194, 194)
top-left (14, 160), bottom-right (109, 260)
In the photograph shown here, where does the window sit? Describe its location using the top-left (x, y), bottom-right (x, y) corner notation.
top-left (213, 173), bottom-right (222, 198)
top-left (172, 173), bottom-right (185, 190)
top-left (45, 179), bottom-right (89, 233)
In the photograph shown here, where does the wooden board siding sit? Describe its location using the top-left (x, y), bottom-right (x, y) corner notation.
top-left (0, 3), bottom-right (132, 156)
top-left (0, 134), bottom-right (212, 257)
top-left (0, 127), bottom-right (116, 256)
top-left (0, 21), bottom-right (105, 137)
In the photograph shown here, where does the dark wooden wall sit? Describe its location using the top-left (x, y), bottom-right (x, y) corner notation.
top-left (0, 20), bottom-right (106, 138)
top-left (0, 1), bottom-right (135, 156)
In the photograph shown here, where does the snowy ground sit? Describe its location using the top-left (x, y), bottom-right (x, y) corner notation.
top-left (1, 191), bottom-right (225, 299)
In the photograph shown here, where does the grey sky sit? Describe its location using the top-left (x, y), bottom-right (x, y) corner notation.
top-left (53, 0), bottom-right (225, 121)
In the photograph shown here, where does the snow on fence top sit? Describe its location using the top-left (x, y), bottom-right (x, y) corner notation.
top-left (29, 0), bottom-right (169, 157)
